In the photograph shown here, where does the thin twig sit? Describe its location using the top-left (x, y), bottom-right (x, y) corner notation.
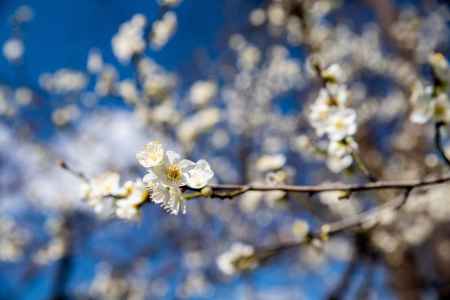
top-left (247, 188), bottom-right (413, 268)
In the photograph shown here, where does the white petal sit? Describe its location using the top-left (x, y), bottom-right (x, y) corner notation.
top-left (186, 160), bottom-right (214, 189)
top-left (136, 141), bottom-right (165, 168)
top-left (166, 150), bottom-right (181, 164)
top-left (143, 171), bottom-right (158, 183)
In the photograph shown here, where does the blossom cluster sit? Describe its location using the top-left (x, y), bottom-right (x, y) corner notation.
top-left (308, 63), bottom-right (358, 173)
top-left (79, 141), bottom-right (215, 220)
top-left (410, 53), bottom-right (450, 124)
top-left (136, 141), bottom-right (214, 215)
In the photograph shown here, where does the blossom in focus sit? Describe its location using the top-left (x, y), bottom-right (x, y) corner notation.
top-left (137, 141), bottom-right (214, 214)
top-left (183, 160), bottom-right (214, 189)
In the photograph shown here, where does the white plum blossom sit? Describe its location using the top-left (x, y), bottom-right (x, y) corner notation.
top-left (321, 63), bottom-right (346, 84)
top-left (112, 14), bottom-right (147, 63)
top-left (87, 48), bottom-right (104, 74)
top-left (3, 38), bottom-right (24, 62)
top-left (136, 141), bottom-right (166, 168)
top-left (115, 180), bottom-right (148, 220)
top-left (309, 86), bottom-right (350, 137)
top-left (150, 12), bottom-right (177, 50)
top-left (307, 63), bottom-right (358, 172)
top-left (189, 80), bottom-right (218, 106)
top-left (184, 160), bottom-right (214, 189)
top-left (410, 82), bottom-right (450, 124)
top-left (81, 172), bottom-right (120, 215)
top-left (325, 108), bottom-right (357, 141)
top-left (327, 139), bottom-right (357, 173)
top-left (137, 141), bottom-right (214, 214)
top-left (142, 150), bottom-right (195, 188)
top-left (217, 243), bottom-right (256, 275)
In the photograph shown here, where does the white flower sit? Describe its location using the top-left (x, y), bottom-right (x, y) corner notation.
top-left (3, 38), bottom-right (23, 62)
top-left (164, 187), bottom-right (186, 215)
top-left (115, 180), bottom-right (148, 220)
top-left (112, 14), bottom-right (147, 63)
top-left (184, 160), bottom-right (214, 189)
top-left (189, 80), bottom-right (218, 106)
top-left (147, 181), bottom-right (186, 215)
top-left (136, 141), bottom-right (165, 168)
top-left (217, 243), bottom-right (256, 276)
top-left (143, 150), bottom-right (195, 188)
top-left (118, 80), bottom-right (140, 103)
top-left (327, 154), bottom-right (353, 173)
top-left (255, 154), bottom-right (286, 172)
top-left (137, 141), bottom-right (215, 214)
top-left (309, 86), bottom-right (350, 137)
top-left (410, 83), bottom-right (434, 124)
top-left (309, 102), bottom-right (333, 137)
top-left (150, 12), bottom-right (177, 50)
top-left (410, 83), bottom-right (450, 124)
top-left (322, 64), bottom-right (346, 83)
top-left (82, 172), bottom-right (120, 215)
top-left (325, 108), bottom-right (357, 141)
top-left (87, 48), bottom-right (103, 74)
top-left (328, 138), bottom-right (357, 158)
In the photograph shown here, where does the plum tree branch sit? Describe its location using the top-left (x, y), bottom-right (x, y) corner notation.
top-left (195, 175), bottom-right (449, 199)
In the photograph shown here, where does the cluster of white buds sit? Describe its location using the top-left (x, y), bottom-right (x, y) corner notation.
top-left (410, 53), bottom-right (450, 124)
top-left (136, 141), bottom-right (214, 215)
top-left (308, 62), bottom-right (358, 173)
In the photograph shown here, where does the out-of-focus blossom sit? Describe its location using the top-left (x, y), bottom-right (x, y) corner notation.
top-left (150, 12), bottom-right (177, 50)
top-left (177, 107), bottom-right (221, 146)
top-left (87, 48), bottom-right (104, 74)
top-left (217, 243), bottom-right (256, 275)
top-left (3, 38), bottom-right (24, 62)
top-left (40, 69), bottom-right (87, 94)
top-left (112, 14), bottom-right (147, 63)
top-left (158, 0), bottom-right (182, 7)
top-left (410, 82), bottom-right (450, 124)
top-left (189, 80), bottom-right (218, 107)
top-left (115, 180), bottom-right (148, 220)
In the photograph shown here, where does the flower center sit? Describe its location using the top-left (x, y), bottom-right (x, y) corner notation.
top-left (166, 164), bottom-right (182, 183)
top-left (334, 119), bottom-right (346, 130)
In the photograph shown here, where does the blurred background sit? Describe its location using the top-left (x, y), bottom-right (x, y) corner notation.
top-left (0, 0), bottom-right (449, 299)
